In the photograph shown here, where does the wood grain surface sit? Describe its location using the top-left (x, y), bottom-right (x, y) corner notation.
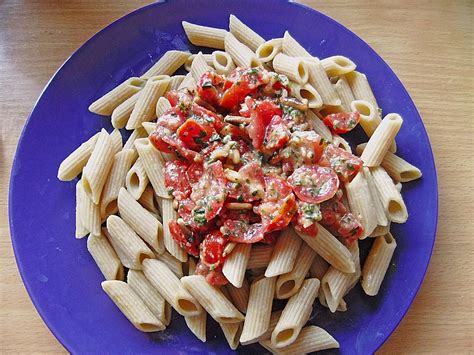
top-left (1, 0), bottom-right (472, 353)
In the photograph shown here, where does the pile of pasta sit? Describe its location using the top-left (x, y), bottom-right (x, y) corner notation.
top-left (57, 14), bottom-right (422, 353)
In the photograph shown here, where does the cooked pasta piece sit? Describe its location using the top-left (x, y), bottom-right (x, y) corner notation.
top-left (212, 51), bottom-right (236, 75)
top-left (295, 224), bottom-right (355, 273)
top-left (181, 275), bottom-right (244, 323)
top-left (362, 233), bottom-right (397, 296)
top-left (82, 129), bottom-right (115, 204)
top-left (306, 109), bottom-right (333, 142)
top-left (256, 310), bottom-right (282, 342)
top-left (105, 215), bottom-right (154, 270)
top-left (141, 50), bottom-right (189, 79)
top-left (101, 280), bottom-right (165, 332)
top-left (293, 83), bottom-right (323, 109)
top-left (334, 76), bottom-right (355, 112)
top-left (225, 32), bottom-right (260, 68)
top-left (229, 14), bottom-right (265, 51)
top-left (222, 243), bottom-right (251, 288)
top-left (318, 287), bottom-right (347, 312)
top-left (127, 270), bottom-right (171, 326)
top-left (111, 92), bottom-right (140, 129)
top-left (256, 38), bottom-right (283, 63)
top-left (134, 138), bottom-right (169, 198)
top-left (87, 232), bottom-right (124, 280)
top-left (350, 99), bottom-right (378, 133)
top-left (177, 72), bottom-right (197, 91)
top-left (89, 77), bottom-right (145, 115)
top-left (271, 278), bottom-right (320, 348)
top-left (273, 53), bottom-right (308, 84)
top-left (265, 227), bottom-right (302, 277)
top-left (282, 31), bottom-right (312, 58)
top-left (100, 149), bottom-right (135, 219)
top-left (309, 253), bottom-right (329, 280)
top-left (118, 187), bottom-right (164, 254)
top-left (109, 129), bottom-right (123, 154)
top-left (76, 179), bottom-right (100, 237)
top-left (261, 326), bottom-right (339, 354)
top-left (305, 58), bottom-right (341, 106)
top-left (185, 53), bottom-right (214, 72)
top-left (275, 243), bottom-right (315, 299)
top-left (155, 96), bottom-right (172, 118)
top-left (360, 113), bottom-right (403, 167)
top-left (220, 321), bottom-right (243, 350)
top-left (143, 259), bottom-right (202, 317)
top-left (58, 132), bottom-right (99, 181)
top-left (332, 134), bottom-right (352, 153)
top-left (168, 75), bottom-right (186, 91)
top-left (184, 257), bottom-right (207, 341)
top-left (191, 52), bottom-right (212, 82)
top-left (142, 122), bottom-right (155, 136)
top-left (370, 166), bottom-right (408, 223)
top-left (160, 197), bottom-right (188, 262)
top-left (225, 277), bottom-right (250, 314)
top-left (246, 244), bottom-right (274, 270)
top-left (123, 127), bottom-right (148, 151)
top-left (362, 166), bottom-right (389, 228)
top-left (138, 184), bottom-right (160, 215)
top-left (155, 251), bottom-right (183, 277)
top-left (182, 21), bottom-right (227, 49)
top-left (345, 170), bottom-right (378, 238)
top-left (240, 276), bottom-right (276, 344)
top-left (125, 158), bottom-right (149, 200)
top-left (126, 75), bottom-right (170, 130)
top-left (321, 56), bottom-right (356, 77)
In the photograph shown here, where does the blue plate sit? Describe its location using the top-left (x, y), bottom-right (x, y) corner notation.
top-left (9, 0), bottom-right (438, 353)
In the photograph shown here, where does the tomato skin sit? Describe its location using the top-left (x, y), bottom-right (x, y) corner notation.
top-left (320, 196), bottom-right (347, 226)
top-left (164, 161), bottom-right (191, 200)
top-left (196, 71), bottom-right (224, 107)
top-left (246, 98), bottom-right (283, 150)
top-left (288, 165), bottom-right (339, 204)
top-left (161, 134), bottom-right (202, 162)
top-left (263, 115), bottom-right (290, 154)
top-left (200, 230), bottom-right (227, 267)
top-left (169, 220), bottom-right (201, 257)
top-left (223, 221), bottom-right (265, 243)
top-left (336, 212), bottom-right (364, 243)
top-left (220, 68), bottom-right (266, 110)
top-left (323, 111), bottom-right (360, 134)
top-left (177, 118), bottom-right (215, 151)
top-left (260, 194), bottom-right (298, 233)
top-left (318, 144), bottom-right (363, 182)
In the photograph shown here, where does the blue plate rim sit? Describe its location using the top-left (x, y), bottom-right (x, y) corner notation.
top-left (8, 0), bottom-right (439, 353)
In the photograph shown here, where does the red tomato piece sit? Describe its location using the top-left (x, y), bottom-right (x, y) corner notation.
top-left (220, 68), bottom-right (267, 110)
top-left (196, 71), bottom-right (224, 107)
top-left (166, 90), bottom-right (193, 107)
top-left (156, 106), bottom-right (187, 131)
top-left (323, 111), bottom-right (360, 134)
top-left (200, 230), bottom-right (228, 267)
top-left (177, 118), bottom-right (215, 151)
top-left (263, 176), bottom-right (293, 202)
top-left (246, 98), bottom-right (283, 150)
top-left (161, 134), bottom-right (202, 162)
top-left (263, 115), bottom-right (291, 153)
top-left (320, 194), bottom-right (347, 226)
top-left (288, 165), bottom-right (339, 204)
top-left (176, 198), bottom-right (195, 227)
top-left (226, 161), bottom-right (265, 202)
top-left (318, 144), bottom-right (363, 182)
top-left (168, 220), bottom-right (201, 257)
top-left (222, 220), bottom-right (265, 243)
top-left (186, 163), bottom-right (204, 186)
top-left (336, 212), bottom-right (364, 243)
top-left (195, 261), bottom-right (228, 286)
top-left (260, 230), bottom-right (279, 244)
top-left (192, 103), bottom-right (225, 131)
top-left (259, 194), bottom-right (298, 233)
top-left (293, 200), bottom-right (321, 237)
top-left (164, 161), bottom-right (191, 200)
top-left (149, 127), bottom-right (173, 153)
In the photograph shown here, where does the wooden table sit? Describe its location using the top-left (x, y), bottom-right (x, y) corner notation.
top-left (1, 1), bottom-right (472, 353)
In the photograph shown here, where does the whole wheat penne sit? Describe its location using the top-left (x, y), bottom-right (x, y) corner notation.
top-left (246, 244), bottom-right (274, 270)
top-left (261, 326), bottom-right (339, 354)
top-left (76, 180), bottom-right (100, 237)
top-left (127, 270), bottom-right (171, 326)
top-left (335, 76), bottom-right (355, 111)
top-left (272, 278), bottom-right (320, 348)
top-left (155, 251), bottom-right (183, 277)
top-left (81, 129), bottom-right (115, 204)
top-left (240, 276), bottom-right (276, 344)
top-left (155, 96), bottom-right (172, 118)
top-left (321, 56), bottom-right (356, 77)
top-left (222, 243), bottom-right (251, 288)
top-left (118, 187), bottom-right (164, 254)
top-left (307, 109), bottom-right (333, 142)
top-left (100, 149), bottom-right (135, 219)
top-left (265, 227), bottom-right (302, 277)
top-left (160, 197), bottom-right (188, 262)
top-left (101, 280), bottom-right (165, 332)
top-left (111, 92), bottom-right (140, 129)
top-left (58, 132), bottom-right (99, 181)
top-left (370, 166), bottom-right (408, 223)
top-left (191, 52), bottom-right (212, 82)
top-left (229, 14), bottom-right (265, 51)
top-left (361, 113), bottom-right (403, 166)
top-left (220, 321), bottom-right (243, 350)
top-left (273, 53), bottom-right (308, 84)
top-left (212, 51), bottom-right (236, 75)
top-left (138, 184), bottom-right (160, 215)
top-left (182, 21), bottom-right (227, 49)
top-left (282, 31), bottom-right (312, 58)
top-left (125, 158), bottom-right (149, 200)
top-left (305, 58), bottom-right (341, 106)
top-left (105, 215), bottom-right (154, 270)
top-left (275, 243), bottom-right (315, 299)
top-left (87, 232), bottom-right (124, 280)
top-left (134, 138), bottom-right (169, 199)
top-left (309, 253), bottom-right (329, 280)
top-left (362, 233), bottom-right (397, 296)
top-left (256, 38), bottom-right (283, 63)
top-left (225, 32), bottom-right (260, 68)
top-left (225, 277), bottom-right (250, 314)
top-left (89, 77), bottom-right (145, 115)
top-left (141, 50), bottom-right (189, 79)
top-left (181, 275), bottom-right (244, 323)
top-left (126, 75), bottom-right (170, 130)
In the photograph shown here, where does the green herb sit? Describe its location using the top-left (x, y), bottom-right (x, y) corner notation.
top-left (201, 81), bottom-right (213, 88)
top-left (209, 132), bottom-right (221, 143)
top-left (193, 208), bottom-right (207, 225)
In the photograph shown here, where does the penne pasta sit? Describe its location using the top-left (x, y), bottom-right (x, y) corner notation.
top-left (273, 53), bottom-right (308, 84)
top-left (321, 55), bottom-right (356, 77)
top-left (275, 243), bottom-right (315, 299)
top-left (225, 277), bottom-right (250, 314)
top-left (305, 58), bottom-right (341, 106)
top-left (111, 92), bottom-right (140, 129)
top-left (177, 72), bottom-right (197, 91)
top-left (87, 232), bottom-right (124, 280)
top-left (246, 244), bottom-right (274, 270)
top-left (220, 321), bottom-right (243, 350)
top-left (143, 259), bottom-right (202, 317)
top-left (212, 51), bottom-right (236, 75)
top-left (75, 180), bottom-right (89, 239)
top-left (229, 14), bottom-right (265, 51)
top-left (109, 129), bottom-right (123, 154)
top-left (181, 275), bottom-right (244, 323)
top-left (76, 179), bottom-right (100, 237)
top-left (155, 251), bottom-right (183, 277)
top-left (332, 134), bottom-right (352, 153)
top-left (57, 132), bottom-right (99, 181)
top-left (265, 227), bottom-right (302, 277)
top-left (306, 109), bottom-right (333, 142)
top-left (185, 312), bottom-right (207, 343)
top-left (240, 276), bottom-right (276, 344)
top-left (155, 96), bottom-right (172, 118)
top-left (282, 31), bottom-right (312, 58)
top-left (256, 310), bottom-right (282, 342)
top-left (89, 77), bottom-right (145, 115)
top-left (350, 99), bottom-right (378, 133)
top-left (160, 197), bottom-right (188, 262)
top-left (222, 243), bottom-right (251, 288)
top-left (182, 21), bottom-right (227, 49)
top-left (101, 280), bottom-right (165, 332)
top-left (225, 32), bottom-right (260, 68)
top-left (125, 157), bottom-right (149, 200)
top-left (335, 76), bottom-right (355, 112)
top-left (309, 253), bottom-right (330, 280)
top-left (142, 122), bottom-right (155, 136)
top-left (362, 233), bottom-right (397, 296)
top-left (126, 75), bottom-right (170, 130)
top-left (138, 184), bottom-right (161, 216)
top-left (292, 83), bottom-right (323, 109)
top-left (105, 215), bottom-right (154, 270)
top-left (123, 127), bottom-right (148, 151)
top-left (141, 50), bottom-right (189, 79)
top-left (118, 187), bottom-right (164, 254)
top-left (168, 75), bottom-right (186, 91)
top-left (190, 52), bottom-right (212, 82)
top-left (256, 38), bottom-right (283, 63)
top-left (362, 166), bottom-right (389, 228)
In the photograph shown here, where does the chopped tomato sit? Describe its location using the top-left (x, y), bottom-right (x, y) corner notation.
top-left (200, 230), bottom-right (227, 267)
top-left (196, 261), bottom-right (228, 286)
top-left (259, 194), bottom-right (298, 233)
top-left (320, 193), bottom-right (347, 226)
top-left (263, 176), bottom-right (293, 202)
top-left (164, 161), bottom-right (191, 200)
top-left (166, 90), bottom-right (193, 107)
top-left (226, 161), bottom-right (265, 202)
top-left (196, 71), bottom-right (224, 107)
top-left (192, 103), bottom-right (225, 131)
top-left (263, 115), bottom-right (290, 153)
top-left (149, 127), bottom-right (173, 153)
top-left (288, 165), bottom-right (339, 204)
top-left (186, 163), bottom-right (204, 186)
top-left (168, 220), bottom-right (201, 257)
top-left (176, 198), bottom-right (196, 227)
top-left (318, 144), bottom-right (363, 182)
top-left (161, 134), bottom-right (202, 162)
top-left (177, 118), bottom-right (215, 151)
top-left (337, 212), bottom-right (364, 243)
top-left (222, 220), bottom-right (265, 243)
top-left (220, 123), bottom-right (249, 141)
top-left (323, 112), bottom-right (360, 134)
top-left (260, 230), bottom-right (279, 244)
top-left (293, 201), bottom-right (321, 237)
top-left (156, 106), bottom-right (187, 131)
top-left (220, 68), bottom-right (267, 110)
top-left (246, 98), bottom-right (283, 150)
